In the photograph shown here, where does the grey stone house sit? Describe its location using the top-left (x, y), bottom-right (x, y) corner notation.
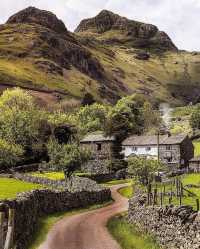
top-left (80, 134), bottom-right (116, 174)
top-left (122, 134), bottom-right (194, 169)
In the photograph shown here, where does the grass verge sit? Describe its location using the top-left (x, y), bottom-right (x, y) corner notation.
top-left (104, 179), bottom-right (133, 187)
top-left (28, 200), bottom-right (113, 249)
top-left (107, 214), bottom-right (160, 249)
top-left (118, 185), bottom-right (133, 199)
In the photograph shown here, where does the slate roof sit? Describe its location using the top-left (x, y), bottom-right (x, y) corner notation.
top-left (122, 134), bottom-right (187, 146)
top-left (189, 156), bottom-right (200, 162)
top-left (80, 134), bottom-right (115, 143)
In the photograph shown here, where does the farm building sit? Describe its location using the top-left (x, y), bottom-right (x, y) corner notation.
top-left (189, 157), bottom-right (200, 172)
top-left (122, 134), bottom-right (194, 169)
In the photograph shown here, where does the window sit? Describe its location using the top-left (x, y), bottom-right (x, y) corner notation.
top-left (97, 143), bottom-right (102, 151)
top-left (132, 146), bottom-right (137, 152)
top-left (166, 145), bottom-right (172, 150)
top-left (167, 158), bottom-right (172, 163)
top-left (146, 147), bottom-right (151, 151)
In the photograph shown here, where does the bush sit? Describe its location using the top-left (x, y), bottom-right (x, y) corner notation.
top-left (0, 139), bottom-right (24, 169)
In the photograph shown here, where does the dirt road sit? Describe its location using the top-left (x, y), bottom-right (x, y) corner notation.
top-left (39, 184), bottom-right (128, 249)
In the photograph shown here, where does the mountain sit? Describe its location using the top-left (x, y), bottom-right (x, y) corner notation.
top-left (0, 7), bottom-right (200, 106)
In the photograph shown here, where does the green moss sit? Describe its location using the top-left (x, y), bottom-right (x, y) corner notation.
top-left (107, 214), bottom-right (160, 249)
top-left (0, 178), bottom-right (43, 200)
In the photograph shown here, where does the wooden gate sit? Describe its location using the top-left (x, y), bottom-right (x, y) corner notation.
top-left (0, 208), bottom-right (15, 249)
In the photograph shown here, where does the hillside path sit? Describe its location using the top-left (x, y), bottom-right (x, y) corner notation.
top-left (39, 184), bottom-right (129, 249)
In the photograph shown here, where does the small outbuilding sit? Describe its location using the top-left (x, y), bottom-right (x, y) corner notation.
top-left (80, 134), bottom-right (116, 160)
top-left (189, 157), bottom-right (200, 173)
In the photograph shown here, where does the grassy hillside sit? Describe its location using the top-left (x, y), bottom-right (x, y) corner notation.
top-left (1, 8), bottom-right (200, 106)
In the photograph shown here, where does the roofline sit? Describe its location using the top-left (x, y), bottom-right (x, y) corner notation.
top-left (80, 140), bottom-right (114, 143)
top-left (122, 143), bottom-right (181, 146)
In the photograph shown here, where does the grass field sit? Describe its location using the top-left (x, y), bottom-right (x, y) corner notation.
top-left (0, 178), bottom-right (43, 200)
top-left (107, 214), bottom-right (160, 249)
top-left (28, 201), bottom-right (113, 249)
top-left (118, 174), bottom-right (200, 210)
top-left (193, 140), bottom-right (200, 156)
top-left (31, 172), bottom-right (65, 180)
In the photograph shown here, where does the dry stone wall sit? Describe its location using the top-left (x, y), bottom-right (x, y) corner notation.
top-left (0, 177), bottom-right (111, 249)
top-left (128, 195), bottom-right (200, 249)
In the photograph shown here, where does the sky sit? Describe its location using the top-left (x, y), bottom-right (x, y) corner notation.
top-left (1, 0), bottom-right (200, 51)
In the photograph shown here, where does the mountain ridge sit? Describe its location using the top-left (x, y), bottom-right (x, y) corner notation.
top-left (0, 7), bottom-right (200, 106)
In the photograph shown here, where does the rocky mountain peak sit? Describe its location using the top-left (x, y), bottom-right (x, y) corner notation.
top-left (75, 10), bottom-right (177, 51)
top-left (6, 6), bottom-right (68, 34)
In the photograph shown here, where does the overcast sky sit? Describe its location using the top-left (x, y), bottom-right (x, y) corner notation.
top-left (1, 0), bottom-right (199, 51)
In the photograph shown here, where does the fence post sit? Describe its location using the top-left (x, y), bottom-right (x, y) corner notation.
top-left (4, 208), bottom-right (15, 249)
top-left (196, 199), bottom-right (199, 211)
top-left (160, 192), bottom-right (163, 207)
top-left (153, 189), bottom-right (158, 206)
top-left (0, 212), bottom-right (5, 249)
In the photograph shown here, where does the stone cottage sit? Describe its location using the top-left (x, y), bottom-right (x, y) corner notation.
top-left (80, 134), bottom-right (116, 174)
top-left (122, 134), bottom-right (194, 169)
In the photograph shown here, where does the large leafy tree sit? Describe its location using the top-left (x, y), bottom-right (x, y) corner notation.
top-left (105, 95), bottom-right (144, 141)
top-left (0, 88), bottom-right (41, 147)
top-left (76, 103), bottom-right (109, 136)
top-left (46, 139), bottom-right (91, 178)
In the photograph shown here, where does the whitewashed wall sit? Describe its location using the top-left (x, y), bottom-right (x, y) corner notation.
top-left (123, 145), bottom-right (158, 158)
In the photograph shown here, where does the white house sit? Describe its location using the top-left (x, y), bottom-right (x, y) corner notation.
top-left (121, 134), bottom-right (194, 168)
top-left (122, 135), bottom-right (160, 159)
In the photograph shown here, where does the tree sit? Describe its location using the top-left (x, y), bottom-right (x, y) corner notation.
top-left (142, 101), bottom-right (161, 132)
top-left (0, 139), bottom-right (24, 169)
top-left (190, 104), bottom-right (200, 130)
top-left (128, 156), bottom-right (164, 186)
top-left (105, 95), bottom-right (144, 141)
top-left (46, 139), bottom-right (91, 178)
top-left (0, 88), bottom-right (41, 147)
top-left (76, 103), bottom-right (109, 136)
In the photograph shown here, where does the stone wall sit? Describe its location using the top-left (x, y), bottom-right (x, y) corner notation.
top-left (128, 195), bottom-right (200, 249)
top-left (0, 177), bottom-right (111, 249)
top-left (82, 159), bottom-right (110, 174)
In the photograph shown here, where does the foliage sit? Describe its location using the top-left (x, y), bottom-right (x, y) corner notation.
top-left (107, 215), bottom-right (160, 249)
top-left (193, 140), bottom-right (200, 156)
top-left (105, 95), bottom-right (144, 140)
top-left (76, 103), bottom-right (109, 136)
top-left (128, 156), bottom-right (164, 186)
top-left (46, 139), bottom-right (91, 177)
top-left (190, 104), bottom-right (200, 130)
top-left (0, 139), bottom-right (24, 168)
top-left (0, 88), bottom-right (41, 147)
top-left (142, 101), bottom-right (161, 132)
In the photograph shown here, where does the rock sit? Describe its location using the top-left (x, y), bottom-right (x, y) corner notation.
top-left (135, 51), bottom-right (150, 60)
top-left (7, 6), bottom-right (68, 34)
top-left (75, 10), bottom-right (177, 51)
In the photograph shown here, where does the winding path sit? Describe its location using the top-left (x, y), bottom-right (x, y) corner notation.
top-left (39, 184), bottom-right (129, 249)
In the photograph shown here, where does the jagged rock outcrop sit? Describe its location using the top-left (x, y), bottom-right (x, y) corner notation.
top-left (7, 6), bottom-right (68, 34)
top-left (75, 10), bottom-right (177, 51)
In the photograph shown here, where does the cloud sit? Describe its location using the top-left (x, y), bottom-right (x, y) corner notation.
top-left (0, 0), bottom-right (200, 51)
